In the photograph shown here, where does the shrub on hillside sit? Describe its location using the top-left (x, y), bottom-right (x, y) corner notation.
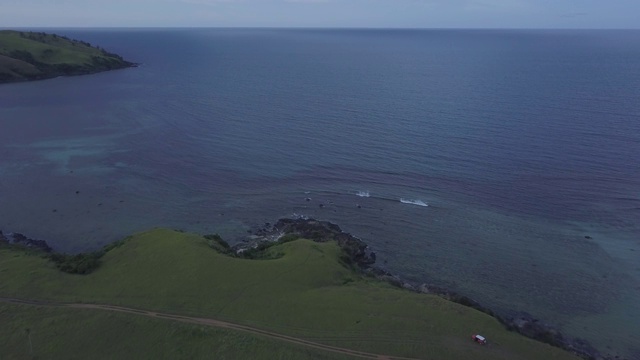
top-left (102, 237), bottom-right (129, 252)
top-left (204, 234), bottom-right (231, 253)
top-left (9, 50), bottom-right (37, 65)
top-left (49, 252), bottom-right (102, 274)
top-left (46, 236), bottom-right (132, 275)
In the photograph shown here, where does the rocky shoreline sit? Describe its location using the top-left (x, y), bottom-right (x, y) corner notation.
top-left (0, 230), bottom-right (52, 252)
top-left (240, 217), bottom-right (607, 360)
top-left (1, 220), bottom-right (611, 360)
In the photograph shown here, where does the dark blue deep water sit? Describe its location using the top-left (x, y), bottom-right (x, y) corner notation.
top-left (1, 29), bottom-right (639, 358)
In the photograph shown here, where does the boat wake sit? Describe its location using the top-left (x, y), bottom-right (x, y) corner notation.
top-left (400, 198), bottom-right (429, 207)
top-left (352, 191), bottom-right (429, 207)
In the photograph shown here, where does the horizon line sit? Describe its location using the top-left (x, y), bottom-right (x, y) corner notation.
top-left (4, 26), bottom-right (640, 31)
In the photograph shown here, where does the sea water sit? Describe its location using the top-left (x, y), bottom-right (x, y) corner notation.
top-left (1, 29), bottom-right (639, 358)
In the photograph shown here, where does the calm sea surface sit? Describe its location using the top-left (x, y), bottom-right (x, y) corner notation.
top-left (1, 29), bottom-right (639, 358)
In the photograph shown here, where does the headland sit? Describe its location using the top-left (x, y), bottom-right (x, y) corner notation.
top-left (0, 30), bottom-right (135, 84)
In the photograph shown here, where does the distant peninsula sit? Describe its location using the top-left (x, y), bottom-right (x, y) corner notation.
top-left (0, 30), bottom-right (136, 84)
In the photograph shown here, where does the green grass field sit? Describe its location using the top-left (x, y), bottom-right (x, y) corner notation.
top-left (0, 303), bottom-right (352, 360)
top-left (0, 229), bottom-right (580, 359)
top-left (0, 30), bottom-right (132, 83)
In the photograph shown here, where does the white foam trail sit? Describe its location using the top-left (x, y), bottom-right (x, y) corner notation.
top-left (356, 191), bottom-right (371, 197)
top-left (400, 198), bottom-right (429, 207)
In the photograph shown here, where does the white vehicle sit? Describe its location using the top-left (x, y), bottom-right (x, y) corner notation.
top-left (472, 334), bottom-right (487, 345)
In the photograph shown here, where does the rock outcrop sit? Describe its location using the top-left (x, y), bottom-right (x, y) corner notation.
top-left (271, 218), bottom-right (376, 267)
top-left (0, 230), bottom-right (52, 252)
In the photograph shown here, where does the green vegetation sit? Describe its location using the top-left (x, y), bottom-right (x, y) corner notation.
top-left (0, 303), bottom-right (350, 360)
top-left (0, 229), bottom-right (580, 360)
top-left (47, 252), bottom-right (102, 275)
top-left (203, 233), bottom-right (231, 253)
top-left (45, 236), bottom-right (130, 274)
top-left (0, 30), bottom-right (134, 83)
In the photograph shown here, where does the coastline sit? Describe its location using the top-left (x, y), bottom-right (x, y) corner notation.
top-left (0, 61), bottom-right (138, 85)
top-left (0, 30), bottom-right (138, 84)
top-left (240, 218), bottom-right (604, 360)
top-left (0, 219), bottom-right (608, 360)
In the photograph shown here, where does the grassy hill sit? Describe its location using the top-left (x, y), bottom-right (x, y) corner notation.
top-left (0, 229), bottom-right (580, 360)
top-left (0, 30), bottom-right (134, 84)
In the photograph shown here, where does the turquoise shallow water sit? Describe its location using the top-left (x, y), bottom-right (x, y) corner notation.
top-left (1, 29), bottom-right (639, 358)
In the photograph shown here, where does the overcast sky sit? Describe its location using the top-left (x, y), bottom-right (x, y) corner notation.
top-left (1, 0), bottom-right (638, 28)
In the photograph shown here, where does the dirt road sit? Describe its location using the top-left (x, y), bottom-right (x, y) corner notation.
top-left (0, 297), bottom-right (424, 360)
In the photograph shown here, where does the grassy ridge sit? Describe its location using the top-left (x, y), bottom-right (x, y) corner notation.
top-left (0, 229), bottom-right (579, 359)
top-left (0, 30), bottom-right (133, 83)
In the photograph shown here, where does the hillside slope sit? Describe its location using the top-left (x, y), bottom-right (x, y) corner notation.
top-left (0, 229), bottom-right (579, 360)
top-left (0, 30), bottom-right (134, 83)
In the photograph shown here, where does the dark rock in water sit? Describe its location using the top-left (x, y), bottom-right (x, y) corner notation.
top-left (585, 236), bottom-right (593, 239)
top-left (0, 230), bottom-right (52, 253)
top-left (305, 198), bottom-right (311, 202)
top-left (272, 218), bottom-right (376, 268)
top-left (12, 233), bottom-right (27, 242)
top-left (500, 312), bottom-right (600, 360)
top-left (319, 204), bottom-right (324, 208)
top-left (247, 222), bottom-right (273, 237)
top-left (254, 228), bottom-right (268, 237)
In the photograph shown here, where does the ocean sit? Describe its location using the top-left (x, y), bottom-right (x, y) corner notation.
top-left (1, 28), bottom-right (639, 358)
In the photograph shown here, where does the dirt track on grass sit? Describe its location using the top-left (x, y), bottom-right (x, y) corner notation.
top-left (0, 297), bottom-right (424, 360)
